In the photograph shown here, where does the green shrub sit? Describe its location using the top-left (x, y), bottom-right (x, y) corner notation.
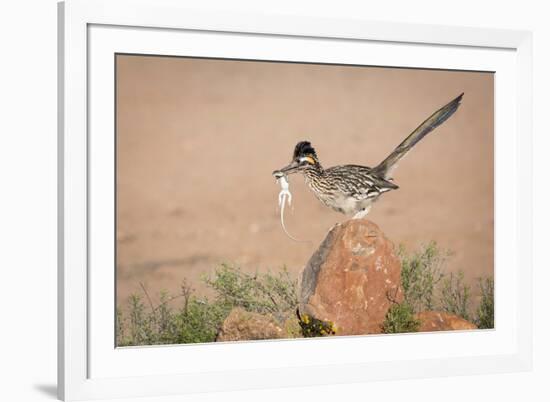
top-left (125, 294), bottom-right (154, 344)
top-left (116, 287), bottom-right (232, 347)
top-left (475, 277), bottom-right (494, 329)
top-left (399, 241), bottom-right (447, 312)
top-left (202, 263), bottom-right (298, 319)
top-left (397, 243), bottom-right (493, 329)
top-left (439, 271), bottom-right (471, 321)
top-left (381, 302), bottom-right (420, 334)
top-left (116, 307), bottom-right (126, 343)
top-left (170, 298), bottom-right (232, 344)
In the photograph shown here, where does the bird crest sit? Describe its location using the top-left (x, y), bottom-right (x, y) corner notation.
top-left (293, 141), bottom-right (317, 160)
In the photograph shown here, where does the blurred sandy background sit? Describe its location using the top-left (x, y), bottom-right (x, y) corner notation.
top-left (116, 55), bottom-right (493, 306)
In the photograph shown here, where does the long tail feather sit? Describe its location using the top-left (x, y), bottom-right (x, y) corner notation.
top-left (373, 93), bottom-right (463, 179)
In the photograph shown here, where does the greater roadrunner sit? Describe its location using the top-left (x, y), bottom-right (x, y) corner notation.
top-left (272, 93), bottom-right (463, 219)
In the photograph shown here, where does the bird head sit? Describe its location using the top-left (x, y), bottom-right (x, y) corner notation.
top-left (273, 141), bottom-right (320, 178)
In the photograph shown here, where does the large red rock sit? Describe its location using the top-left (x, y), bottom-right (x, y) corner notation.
top-left (300, 219), bottom-right (403, 335)
top-left (415, 311), bottom-right (477, 332)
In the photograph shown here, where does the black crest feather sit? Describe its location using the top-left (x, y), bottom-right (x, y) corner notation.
top-left (293, 141), bottom-right (317, 159)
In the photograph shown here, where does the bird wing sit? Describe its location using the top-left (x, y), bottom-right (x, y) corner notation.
top-left (327, 165), bottom-right (398, 200)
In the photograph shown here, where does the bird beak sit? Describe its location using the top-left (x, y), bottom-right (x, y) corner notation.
top-left (273, 160), bottom-right (300, 178)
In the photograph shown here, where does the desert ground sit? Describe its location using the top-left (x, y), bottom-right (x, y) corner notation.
top-left (116, 55), bottom-right (493, 308)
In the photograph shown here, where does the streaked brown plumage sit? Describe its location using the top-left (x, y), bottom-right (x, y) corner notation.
top-left (272, 93), bottom-right (464, 218)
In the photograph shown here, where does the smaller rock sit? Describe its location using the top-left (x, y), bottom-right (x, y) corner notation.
top-left (415, 311), bottom-right (477, 332)
top-left (216, 308), bottom-right (285, 342)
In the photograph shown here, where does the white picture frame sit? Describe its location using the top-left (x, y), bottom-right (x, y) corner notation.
top-left (58, 0), bottom-right (533, 400)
